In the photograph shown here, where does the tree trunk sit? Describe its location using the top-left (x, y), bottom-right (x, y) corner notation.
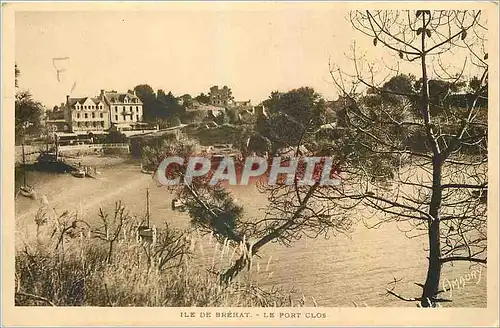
top-left (419, 16), bottom-right (443, 307)
top-left (420, 157), bottom-right (443, 307)
top-left (421, 218), bottom-right (442, 307)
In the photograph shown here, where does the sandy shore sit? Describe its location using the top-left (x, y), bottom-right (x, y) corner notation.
top-left (15, 155), bottom-right (150, 235)
top-left (62, 154), bottom-right (134, 168)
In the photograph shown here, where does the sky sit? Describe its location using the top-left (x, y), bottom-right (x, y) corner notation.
top-left (14, 5), bottom-right (486, 109)
top-left (15, 6), bottom-right (370, 108)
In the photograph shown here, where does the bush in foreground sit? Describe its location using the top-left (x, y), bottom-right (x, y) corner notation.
top-left (15, 202), bottom-right (294, 307)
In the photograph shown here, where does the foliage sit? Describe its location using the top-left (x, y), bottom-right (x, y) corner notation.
top-left (133, 85), bottom-right (188, 123)
top-left (246, 134), bottom-right (272, 155)
top-left (133, 84), bottom-right (157, 122)
top-left (157, 89), bottom-right (185, 119)
top-left (226, 108), bottom-right (239, 124)
top-left (15, 90), bottom-right (44, 142)
top-left (258, 87), bottom-right (327, 153)
top-left (194, 93), bottom-right (210, 105)
top-left (169, 116), bottom-right (182, 127)
top-left (106, 131), bottom-right (128, 144)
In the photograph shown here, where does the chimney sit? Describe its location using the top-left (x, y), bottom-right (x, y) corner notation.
top-left (66, 95), bottom-right (69, 103)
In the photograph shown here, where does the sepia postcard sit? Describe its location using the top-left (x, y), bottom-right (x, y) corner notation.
top-left (1, 1), bottom-right (499, 326)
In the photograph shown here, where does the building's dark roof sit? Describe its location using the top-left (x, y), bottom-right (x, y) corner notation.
top-left (104, 92), bottom-right (142, 104)
top-left (68, 97), bottom-right (103, 107)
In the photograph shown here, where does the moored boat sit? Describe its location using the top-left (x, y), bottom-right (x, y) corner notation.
top-left (20, 132), bottom-right (37, 199)
top-left (72, 168), bottom-right (86, 178)
top-left (20, 185), bottom-right (36, 199)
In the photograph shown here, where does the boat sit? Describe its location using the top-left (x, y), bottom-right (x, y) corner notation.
top-left (19, 136), bottom-right (36, 199)
top-left (72, 168), bottom-right (86, 178)
top-left (20, 184), bottom-right (36, 199)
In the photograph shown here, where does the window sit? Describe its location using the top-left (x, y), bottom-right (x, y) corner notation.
top-left (115, 106), bottom-right (118, 113)
top-left (84, 113), bottom-right (88, 119)
top-left (76, 113), bottom-right (80, 119)
top-left (92, 113), bottom-right (95, 118)
top-left (136, 107), bottom-right (139, 112)
top-left (101, 122), bottom-right (104, 128)
top-left (99, 105), bottom-right (103, 109)
top-left (136, 115), bottom-right (139, 121)
top-left (100, 113), bottom-right (103, 118)
top-left (115, 115), bottom-right (118, 121)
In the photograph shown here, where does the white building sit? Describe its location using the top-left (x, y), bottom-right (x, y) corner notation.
top-left (101, 90), bottom-right (144, 129)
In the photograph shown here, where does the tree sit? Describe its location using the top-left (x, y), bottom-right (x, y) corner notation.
top-left (226, 108), bottom-right (239, 124)
top-left (246, 134), bottom-right (272, 155)
top-left (106, 131), bottom-right (128, 144)
top-left (157, 90), bottom-right (185, 119)
top-left (134, 84), bottom-right (155, 102)
top-left (134, 84), bottom-right (157, 121)
top-left (194, 93), bottom-right (210, 105)
top-left (329, 10), bottom-right (487, 307)
top-left (169, 116), bottom-right (182, 127)
top-left (258, 87), bottom-right (327, 154)
top-left (15, 91), bottom-right (43, 143)
top-left (179, 94), bottom-right (194, 108)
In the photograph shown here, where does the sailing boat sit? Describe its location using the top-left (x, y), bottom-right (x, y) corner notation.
top-left (20, 138), bottom-right (36, 199)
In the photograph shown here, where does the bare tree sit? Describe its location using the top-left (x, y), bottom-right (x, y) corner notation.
top-left (93, 202), bottom-right (130, 264)
top-left (329, 10), bottom-right (488, 307)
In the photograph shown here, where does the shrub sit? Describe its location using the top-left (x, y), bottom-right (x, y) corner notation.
top-left (15, 203), bottom-right (295, 307)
